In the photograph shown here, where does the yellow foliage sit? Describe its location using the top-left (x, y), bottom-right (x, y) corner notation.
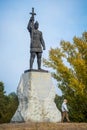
top-left (43, 32), bottom-right (87, 97)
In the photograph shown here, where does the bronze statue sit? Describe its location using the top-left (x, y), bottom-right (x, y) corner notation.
top-left (27, 8), bottom-right (46, 70)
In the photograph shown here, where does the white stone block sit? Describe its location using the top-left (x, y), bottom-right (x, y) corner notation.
top-left (11, 71), bottom-right (61, 122)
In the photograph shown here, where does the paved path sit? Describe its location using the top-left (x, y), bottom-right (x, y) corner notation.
top-left (0, 122), bottom-right (87, 130)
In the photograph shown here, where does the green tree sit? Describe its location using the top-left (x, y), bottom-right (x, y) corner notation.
top-left (0, 82), bottom-right (8, 123)
top-left (7, 92), bottom-right (19, 122)
top-left (43, 32), bottom-right (87, 122)
top-left (0, 82), bottom-right (18, 123)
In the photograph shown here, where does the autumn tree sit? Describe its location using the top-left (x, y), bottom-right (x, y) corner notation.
top-left (43, 32), bottom-right (87, 122)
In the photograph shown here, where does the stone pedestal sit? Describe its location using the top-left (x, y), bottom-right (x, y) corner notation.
top-left (11, 71), bottom-right (61, 122)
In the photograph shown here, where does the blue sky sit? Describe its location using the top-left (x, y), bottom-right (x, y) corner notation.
top-left (0, 0), bottom-right (87, 95)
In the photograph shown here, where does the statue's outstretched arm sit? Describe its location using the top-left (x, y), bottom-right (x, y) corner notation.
top-left (27, 17), bottom-right (33, 33)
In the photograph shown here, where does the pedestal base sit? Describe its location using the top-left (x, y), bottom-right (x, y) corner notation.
top-left (11, 71), bottom-right (61, 122)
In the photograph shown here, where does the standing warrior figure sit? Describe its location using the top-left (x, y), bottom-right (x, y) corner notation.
top-left (27, 8), bottom-right (46, 70)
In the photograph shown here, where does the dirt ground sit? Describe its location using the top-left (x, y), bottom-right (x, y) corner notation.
top-left (0, 122), bottom-right (87, 130)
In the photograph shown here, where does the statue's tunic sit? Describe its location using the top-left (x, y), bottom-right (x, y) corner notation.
top-left (30, 29), bottom-right (45, 53)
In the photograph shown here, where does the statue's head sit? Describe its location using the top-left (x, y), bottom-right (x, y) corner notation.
top-left (34, 21), bottom-right (39, 29)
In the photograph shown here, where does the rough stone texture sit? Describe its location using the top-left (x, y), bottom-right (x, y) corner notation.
top-left (11, 71), bottom-right (61, 122)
